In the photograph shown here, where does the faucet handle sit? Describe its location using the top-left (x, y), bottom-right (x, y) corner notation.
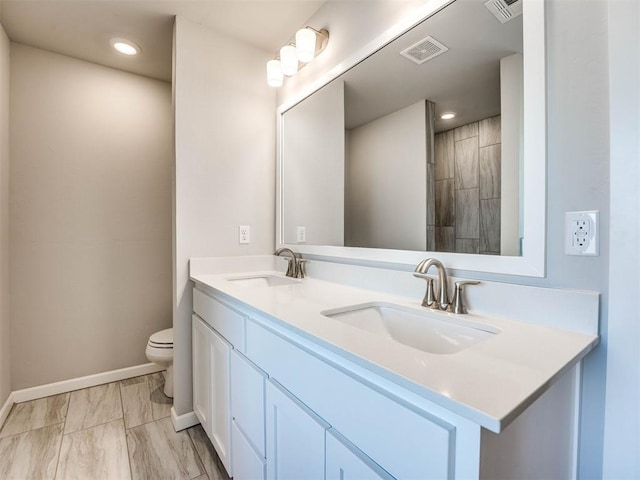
top-left (413, 273), bottom-right (438, 309)
top-left (296, 259), bottom-right (308, 279)
top-left (451, 281), bottom-right (480, 314)
top-left (284, 258), bottom-right (297, 277)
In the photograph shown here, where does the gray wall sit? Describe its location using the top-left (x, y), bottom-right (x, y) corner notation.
top-left (0, 22), bottom-right (9, 406)
top-left (346, 100), bottom-right (428, 251)
top-left (283, 79), bottom-right (344, 246)
top-left (10, 44), bottom-right (173, 389)
top-left (173, 17), bottom-right (275, 416)
top-left (280, 0), bottom-right (611, 476)
top-left (602, 0), bottom-right (640, 477)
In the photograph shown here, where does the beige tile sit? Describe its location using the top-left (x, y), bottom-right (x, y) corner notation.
top-left (64, 382), bottom-right (122, 434)
top-left (127, 417), bottom-right (203, 480)
top-left (120, 375), bottom-right (151, 387)
top-left (188, 425), bottom-right (230, 480)
top-left (149, 373), bottom-right (172, 420)
top-left (454, 137), bottom-right (479, 190)
top-left (121, 379), bottom-right (154, 429)
top-left (453, 121), bottom-right (478, 142)
top-left (479, 115), bottom-right (501, 147)
top-left (0, 393), bottom-right (69, 439)
top-left (56, 419), bottom-right (130, 480)
top-left (456, 188), bottom-right (480, 239)
top-left (479, 145), bottom-right (501, 200)
top-left (434, 130), bottom-right (454, 180)
top-left (0, 423), bottom-right (63, 480)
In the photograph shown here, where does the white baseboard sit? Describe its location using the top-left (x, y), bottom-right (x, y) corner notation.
top-left (12, 363), bottom-right (165, 404)
top-left (0, 392), bottom-right (15, 430)
top-left (171, 407), bottom-right (199, 432)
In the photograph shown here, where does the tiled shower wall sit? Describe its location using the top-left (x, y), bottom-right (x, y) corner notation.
top-left (434, 116), bottom-right (501, 254)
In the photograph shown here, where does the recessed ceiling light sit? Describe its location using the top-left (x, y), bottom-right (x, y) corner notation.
top-left (441, 112), bottom-right (456, 120)
top-left (110, 38), bottom-right (140, 56)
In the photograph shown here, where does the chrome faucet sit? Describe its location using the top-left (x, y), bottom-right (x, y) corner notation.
top-left (413, 258), bottom-right (450, 310)
top-left (274, 248), bottom-right (306, 279)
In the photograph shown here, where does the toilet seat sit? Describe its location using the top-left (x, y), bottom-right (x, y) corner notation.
top-left (145, 327), bottom-right (174, 398)
top-left (148, 328), bottom-right (173, 348)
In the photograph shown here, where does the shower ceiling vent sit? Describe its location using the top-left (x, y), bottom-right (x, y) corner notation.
top-left (400, 36), bottom-right (448, 65)
top-left (484, 0), bottom-right (523, 24)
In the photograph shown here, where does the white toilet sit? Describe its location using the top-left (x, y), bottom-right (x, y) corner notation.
top-left (145, 328), bottom-right (174, 398)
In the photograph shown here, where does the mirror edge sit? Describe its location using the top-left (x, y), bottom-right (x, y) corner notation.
top-left (276, 0), bottom-right (547, 278)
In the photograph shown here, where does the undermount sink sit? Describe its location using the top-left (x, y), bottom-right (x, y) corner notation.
top-left (227, 274), bottom-right (300, 288)
top-left (321, 302), bottom-right (499, 354)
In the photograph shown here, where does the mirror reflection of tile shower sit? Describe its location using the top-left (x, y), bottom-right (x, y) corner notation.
top-left (434, 116), bottom-right (502, 255)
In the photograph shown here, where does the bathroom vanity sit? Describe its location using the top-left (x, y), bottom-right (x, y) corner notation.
top-left (189, 256), bottom-right (598, 480)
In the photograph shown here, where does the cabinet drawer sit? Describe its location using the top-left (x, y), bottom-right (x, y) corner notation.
top-left (193, 287), bottom-right (245, 349)
top-left (231, 350), bottom-right (266, 457)
top-left (246, 320), bottom-right (455, 480)
top-left (232, 421), bottom-right (266, 480)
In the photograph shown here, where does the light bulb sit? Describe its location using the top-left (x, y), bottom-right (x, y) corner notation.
top-left (110, 38), bottom-right (140, 56)
top-left (267, 59), bottom-right (284, 87)
top-left (296, 28), bottom-right (316, 63)
top-left (441, 112), bottom-right (456, 120)
top-left (280, 45), bottom-right (298, 76)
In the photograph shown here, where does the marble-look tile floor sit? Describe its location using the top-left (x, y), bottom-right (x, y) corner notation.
top-left (0, 373), bottom-right (230, 480)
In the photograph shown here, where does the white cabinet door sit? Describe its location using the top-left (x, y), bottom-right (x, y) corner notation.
top-left (326, 429), bottom-right (395, 480)
top-left (265, 380), bottom-right (328, 480)
top-left (233, 420), bottom-right (266, 480)
top-left (192, 314), bottom-right (233, 477)
top-left (192, 314), bottom-right (212, 435)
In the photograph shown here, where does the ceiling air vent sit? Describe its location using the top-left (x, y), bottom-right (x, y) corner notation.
top-left (484, 0), bottom-right (523, 24)
top-left (400, 36), bottom-right (448, 65)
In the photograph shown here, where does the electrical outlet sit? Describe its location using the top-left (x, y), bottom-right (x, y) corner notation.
top-left (565, 211), bottom-right (598, 256)
top-left (297, 226), bottom-right (306, 243)
top-left (239, 225), bottom-right (250, 244)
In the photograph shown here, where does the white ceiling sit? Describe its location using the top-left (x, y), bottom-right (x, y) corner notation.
top-left (0, 0), bottom-right (326, 82)
top-left (335, 0), bottom-right (523, 131)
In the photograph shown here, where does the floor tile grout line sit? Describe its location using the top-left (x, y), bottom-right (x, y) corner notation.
top-left (124, 413), bottom-right (172, 432)
top-left (62, 415), bottom-right (126, 437)
top-left (118, 380), bottom-right (137, 480)
top-left (186, 427), bottom-right (208, 479)
top-left (0, 420), bottom-right (65, 441)
top-left (51, 422), bottom-right (66, 480)
top-left (61, 391), bottom-right (72, 434)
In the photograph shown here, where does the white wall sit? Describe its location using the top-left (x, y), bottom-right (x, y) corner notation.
top-left (277, 0), bottom-right (611, 476)
top-left (602, 1), bottom-right (640, 477)
top-left (282, 79), bottom-right (344, 246)
top-left (173, 16), bottom-right (275, 416)
top-left (10, 44), bottom-right (173, 389)
top-left (346, 100), bottom-right (426, 250)
top-left (278, 0), bottom-right (424, 107)
top-left (0, 22), bottom-right (10, 406)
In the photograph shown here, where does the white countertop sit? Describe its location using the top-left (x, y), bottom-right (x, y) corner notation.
top-left (190, 266), bottom-right (599, 433)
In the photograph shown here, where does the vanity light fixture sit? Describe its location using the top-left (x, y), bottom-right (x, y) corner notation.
top-left (267, 59), bottom-right (284, 87)
top-left (266, 27), bottom-right (329, 87)
top-left (110, 38), bottom-right (140, 56)
top-left (280, 45), bottom-right (299, 76)
top-left (441, 112), bottom-right (456, 120)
